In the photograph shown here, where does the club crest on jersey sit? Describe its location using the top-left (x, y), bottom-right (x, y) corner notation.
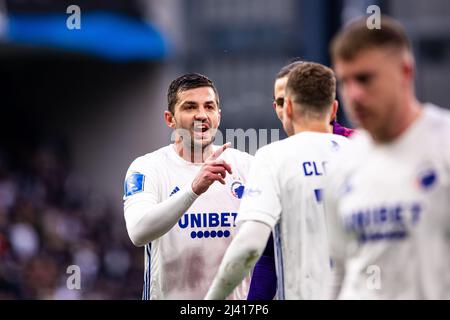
top-left (417, 167), bottom-right (438, 191)
top-left (124, 172), bottom-right (145, 197)
top-left (231, 180), bottom-right (245, 199)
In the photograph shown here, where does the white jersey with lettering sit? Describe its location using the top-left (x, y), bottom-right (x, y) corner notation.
top-left (124, 144), bottom-right (253, 300)
top-left (325, 104), bottom-right (450, 299)
top-left (236, 132), bottom-right (349, 299)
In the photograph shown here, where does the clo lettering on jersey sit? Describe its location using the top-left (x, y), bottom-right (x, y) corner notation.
top-left (344, 202), bottom-right (422, 243)
top-left (302, 161), bottom-right (328, 176)
top-left (178, 212), bottom-right (238, 239)
top-left (124, 173), bottom-right (145, 197)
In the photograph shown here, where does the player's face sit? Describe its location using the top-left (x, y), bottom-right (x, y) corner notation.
top-left (334, 48), bottom-right (405, 137)
top-left (172, 87), bottom-right (221, 149)
top-left (273, 77), bottom-right (288, 122)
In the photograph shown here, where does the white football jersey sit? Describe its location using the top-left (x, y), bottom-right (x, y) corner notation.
top-left (236, 132), bottom-right (349, 299)
top-left (123, 145), bottom-right (253, 300)
top-left (325, 104), bottom-right (450, 299)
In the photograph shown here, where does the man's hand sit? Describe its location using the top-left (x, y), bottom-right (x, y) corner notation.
top-left (191, 143), bottom-right (233, 195)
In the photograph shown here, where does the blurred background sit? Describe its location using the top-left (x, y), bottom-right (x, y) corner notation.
top-left (0, 0), bottom-right (449, 299)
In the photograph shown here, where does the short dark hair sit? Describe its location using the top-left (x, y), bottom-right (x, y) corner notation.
top-left (167, 73), bottom-right (219, 113)
top-left (331, 15), bottom-right (411, 61)
top-left (286, 62), bottom-right (336, 116)
top-left (276, 58), bottom-right (304, 80)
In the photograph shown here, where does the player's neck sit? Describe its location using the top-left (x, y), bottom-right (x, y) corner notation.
top-left (292, 119), bottom-right (333, 135)
top-left (173, 141), bottom-right (213, 163)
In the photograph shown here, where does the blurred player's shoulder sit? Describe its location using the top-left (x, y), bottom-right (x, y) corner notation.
top-left (340, 128), bottom-right (370, 153)
top-left (424, 103), bottom-right (450, 131)
top-left (321, 131), bottom-right (368, 182)
top-left (422, 103), bottom-right (450, 164)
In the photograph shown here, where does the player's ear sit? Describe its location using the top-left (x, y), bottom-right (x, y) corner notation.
top-left (164, 111), bottom-right (176, 129)
top-left (285, 97), bottom-right (293, 119)
top-left (401, 52), bottom-right (415, 87)
top-left (331, 100), bottom-right (338, 122)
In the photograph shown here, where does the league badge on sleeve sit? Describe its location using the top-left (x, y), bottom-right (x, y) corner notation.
top-left (124, 173), bottom-right (145, 197)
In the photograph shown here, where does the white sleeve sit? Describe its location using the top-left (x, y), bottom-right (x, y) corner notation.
top-left (205, 220), bottom-right (272, 300)
top-left (123, 160), bottom-right (199, 247)
top-left (441, 114), bottom-right (450, 232)
top-left (324, 161), bottom-right (348, 299)
top-left (235, 149), bottom-right (281, 228)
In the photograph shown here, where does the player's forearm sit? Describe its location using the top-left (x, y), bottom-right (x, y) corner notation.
top-left (205, 221), bottom-right (271, 300)
top-left (328, 258), bottom-right (345, 299)
top-left (205, 240), bottom-right (262, 300)
top-left (125, 186), bottom-right (199, 246)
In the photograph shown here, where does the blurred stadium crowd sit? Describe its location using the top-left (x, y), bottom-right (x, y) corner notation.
top-left (0, 141), bottom-right (142, 299)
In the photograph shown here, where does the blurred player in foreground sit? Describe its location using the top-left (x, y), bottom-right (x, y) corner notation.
top-left (325, 16), bottom-right (450, 299)
top-left (247, 60), bottom-right (355, 300)
top-left (123, 73), bottom-right (252, 299)
top-left (205, 62), bottom-right (349, 300)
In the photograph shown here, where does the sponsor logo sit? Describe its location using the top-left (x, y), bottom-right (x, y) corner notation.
top-left (343, 202), bottom-right (422, 243)
top-left (178, 212), bottom-right (238, 239)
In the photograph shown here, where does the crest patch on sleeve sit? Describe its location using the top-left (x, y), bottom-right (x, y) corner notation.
top-left (124, 173), bottom-right (145, 197)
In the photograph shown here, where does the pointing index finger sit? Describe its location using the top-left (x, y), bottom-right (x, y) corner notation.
top-left (208, 142), bottom-right (231, 161)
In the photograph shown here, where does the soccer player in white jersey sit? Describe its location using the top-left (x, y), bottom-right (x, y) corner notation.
top-left (205, 62), bottom-right (349, 300)
top-left (247, 59), bottom-right (355, 300)
top-left (325, 16), bottom-right (450, 299)
top-left (123, 73), bottom-right (253, 300)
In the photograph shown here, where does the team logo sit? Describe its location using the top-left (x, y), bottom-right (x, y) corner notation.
top-left (231, 180), bottom-right (245, 199)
